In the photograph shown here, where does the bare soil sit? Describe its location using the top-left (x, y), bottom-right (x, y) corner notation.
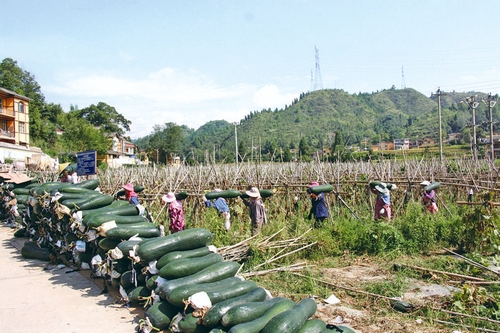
top-left (310, 260), bottom-right (460, 333)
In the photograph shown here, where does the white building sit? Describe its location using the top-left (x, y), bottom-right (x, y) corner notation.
top-left (394, 138), bottom-right (410, 150)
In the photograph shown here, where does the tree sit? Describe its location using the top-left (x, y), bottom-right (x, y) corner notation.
top-left (0, 58), bottom-right (25, 92)
top-left (0, 58), bottom-right (47, 145)
top-left (331, 131), bottom-right (344, 155)
top-left (148, 122), bottom-right (184, 163)
top-left (264, 139), bottom-right (278, 161)
top-left (299, 137), bottom-right (310, 160)
top-left (282, 144), bottom-right (292, 162)
top-left (75, 102), bottom-right (131, 136)
top-left (41, 103), bottom-right (65, 123)
top-left (60, 116), bottom-right (110, 155)
top-left (238, 139), bottom-right (247, 162)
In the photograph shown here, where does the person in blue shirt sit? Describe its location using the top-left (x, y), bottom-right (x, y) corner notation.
top-left (307, 181), bottom-right (329, 228)
top-left (203, 188), bottom-right (231, 230)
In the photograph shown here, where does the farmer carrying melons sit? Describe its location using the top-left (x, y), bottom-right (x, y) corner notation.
top-left (162, 192), bottom-right (186, 233)
top-left (370, 182), bottom-right (396, 222)
top-left (121, 183), bottom-right (140, 205)
top-left (306, 181), bottom-right (329, 228)
top-left (203, 188), bottom-right (231, 231)
top-left (241, 187), bottom-right (267, 235)
top-left (420, 180), bottom-right (438, 214)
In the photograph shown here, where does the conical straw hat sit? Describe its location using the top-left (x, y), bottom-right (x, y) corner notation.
top-left (58, 162), bottom-right (70, 173)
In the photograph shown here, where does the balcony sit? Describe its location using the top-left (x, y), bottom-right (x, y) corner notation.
top-left (0, 128), bottom-right (15, 139)
top-left (0, 108), bottom-right (15, 117)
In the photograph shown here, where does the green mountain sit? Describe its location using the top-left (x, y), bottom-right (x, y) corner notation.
top-left (139, 87), bottom-right (498, 163)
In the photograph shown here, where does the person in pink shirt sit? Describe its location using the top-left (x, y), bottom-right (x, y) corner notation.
top-left (121, 183), bottom-right (140, 205)
top-left (370, 183), bottom-right (392, 221)
top-left (420, 181), bottom-right (438, 213)
top-left (162, 192), bottom-right (185, 233)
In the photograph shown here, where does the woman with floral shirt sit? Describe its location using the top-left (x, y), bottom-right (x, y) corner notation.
top-left (162, 192), bottom-right (185, 233)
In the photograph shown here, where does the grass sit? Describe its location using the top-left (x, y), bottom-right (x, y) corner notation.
top-left (155, 191), bottom-right (500, 268)
top-left (148, 192), bottom-right (500, 332)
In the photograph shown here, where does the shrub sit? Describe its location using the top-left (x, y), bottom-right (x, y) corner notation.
top-left (97, 161), bottom-right (108, 172)
top-left (394, 201), bottom-right (438, 254)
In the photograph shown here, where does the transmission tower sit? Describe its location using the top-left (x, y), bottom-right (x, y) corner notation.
top-left (313, 46), bottom-right (323, 91)
top-left (401, 66), bottom-right (406, 89)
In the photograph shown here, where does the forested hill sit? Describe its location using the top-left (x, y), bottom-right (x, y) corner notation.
top-left (234, 88), bottom-right (438, 149)
top-left (163, 87), bottom-right (494, 162)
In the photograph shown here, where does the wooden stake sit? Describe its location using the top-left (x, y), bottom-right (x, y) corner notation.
top-left (436, 193), bottom-right (452, 216)
top-left (396, 263), bottom-right (485, 281)
top-left (433, 319), bottom-right (500, 333)
top-left (255, 242), bottom-right (317, 269)
top-left (291, 272), bottom-right (399, 301)
top-left (443, 248), bottom-right (500, 277)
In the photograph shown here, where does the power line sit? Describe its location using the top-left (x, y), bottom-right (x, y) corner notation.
top-left (482, 93), bottom-right (497, 160)
top-left (461, 95), bottom-right (481, 162)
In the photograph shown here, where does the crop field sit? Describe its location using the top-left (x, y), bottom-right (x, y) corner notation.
top-left (30, 156), bottom-right (500, 332)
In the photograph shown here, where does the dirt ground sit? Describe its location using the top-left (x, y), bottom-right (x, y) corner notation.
top-left (311, 259), bottom-right (461, 333)
top-left (0, 225), bottom-right (143, 333)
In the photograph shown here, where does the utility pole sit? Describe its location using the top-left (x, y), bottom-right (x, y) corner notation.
top-left (482, 93), bottom-right (497, 160)
top-left (431, 88), bottom-right (446, 161)
top-left (234, 122), bottom-right (239, 168)
top-left (462, 96), bottom-right (480, 162)
top-left (251, 137), bottom-right (254, 163)
top-left (259, 136), bottom-right (262, 164)
top-left (154, 149), bottom-right (159, 164)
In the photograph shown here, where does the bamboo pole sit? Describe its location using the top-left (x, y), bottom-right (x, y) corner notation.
top-left (254, 242), bottom-right (317, 269)
top-left (433, 308), bottom-right (500, 325)
top-left (448, 280), bottom-right (500, 285)
top-left (443, 248), bottom-right (500, 277)
top-left (436, 193), bottom-right (452, 216)
top-left (291, 272), bottom-right (400, 301)
top-left (456, 201), bottom-right (489, 206)
top-left (433, 319), bottom-right (500, 333)
top-left (255, 229), bottom-right (311, 269)
top-left (242, 262), bottom-right (311, 278)
top-left (396, 263), bottom-right (485, 281)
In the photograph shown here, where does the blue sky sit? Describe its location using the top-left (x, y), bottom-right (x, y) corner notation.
top-left (2, 0), bottom-right (499, 139)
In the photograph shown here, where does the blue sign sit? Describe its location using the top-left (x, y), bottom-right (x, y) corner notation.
top-left (77, 150), bottom-right (96, 175)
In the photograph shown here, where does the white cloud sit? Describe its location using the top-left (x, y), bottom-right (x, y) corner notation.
top-left (118, 51), bottom-right (135, 62)
top-left (458, 75), bottom-right (479, 83)
top-left (253, 85), bottom-right (298, 109)
top-left (44, 68), bottom-right (298, 139)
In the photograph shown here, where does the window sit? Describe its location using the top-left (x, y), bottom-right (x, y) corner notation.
top-left (19, 122), bottom-right (25, 134)
top-left (18, 102), bottom-right (24, 113)
top-left (1, 121), bottom-right (6, 131)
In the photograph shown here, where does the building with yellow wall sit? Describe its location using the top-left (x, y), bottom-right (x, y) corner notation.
top-left (0, 87), bottom-right (45, 165)
top-left (0, 87), bottom-right (30, 146)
